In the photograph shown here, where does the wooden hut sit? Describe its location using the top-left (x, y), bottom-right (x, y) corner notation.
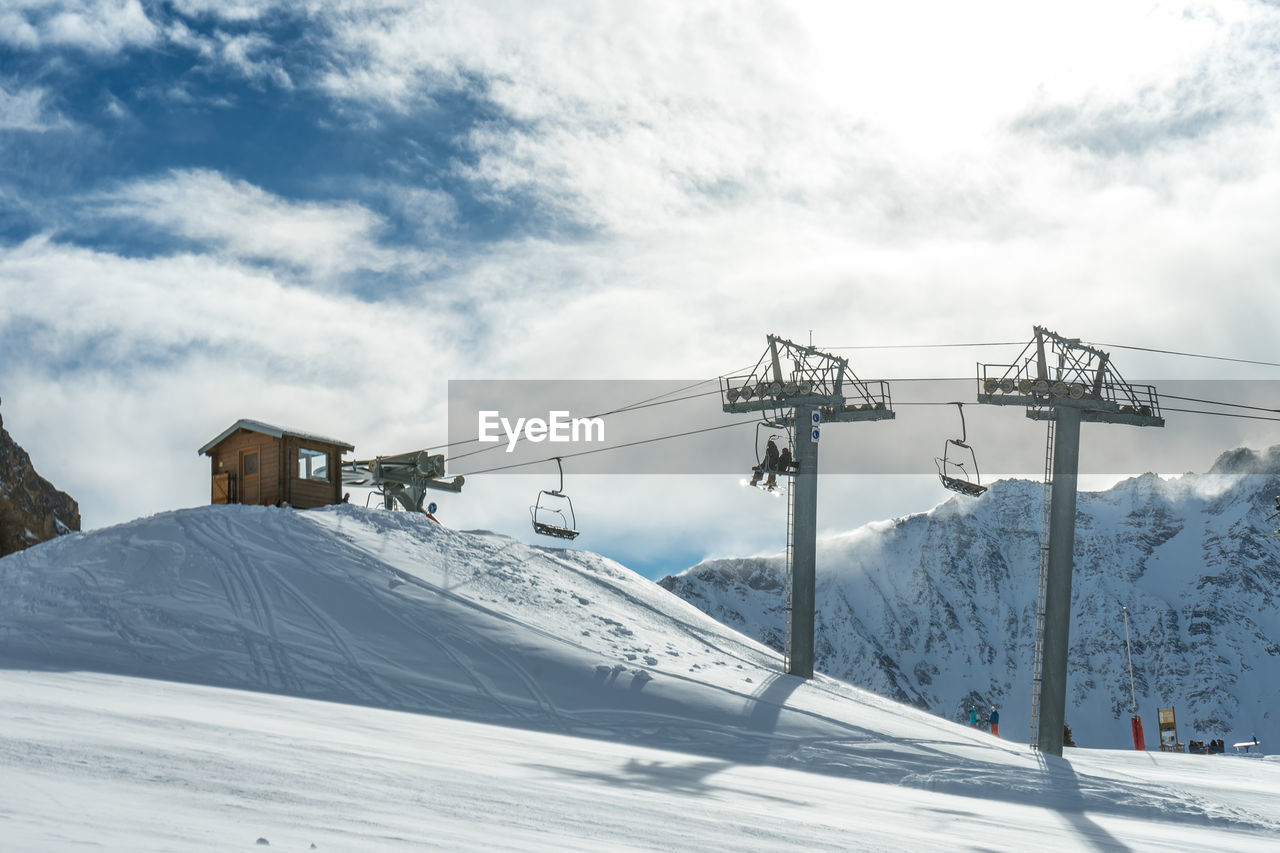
top-left (199, 419), bottom-right (354, 509)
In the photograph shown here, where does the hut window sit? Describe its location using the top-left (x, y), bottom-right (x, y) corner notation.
top-left (297, 447), bottom-right (330, 482)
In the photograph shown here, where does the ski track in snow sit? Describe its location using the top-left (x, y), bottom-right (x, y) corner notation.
top-left (1, 503), bottom-right (1279, 850)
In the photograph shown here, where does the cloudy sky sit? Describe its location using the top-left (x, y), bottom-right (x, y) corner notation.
top-left (3, 0), bottom-right (1280, 577)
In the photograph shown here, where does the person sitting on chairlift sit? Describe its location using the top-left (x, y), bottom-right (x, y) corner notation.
top-left (750, 439), bottom-right (782, 489)
top-left (778, 445), bottom-right (794, 473)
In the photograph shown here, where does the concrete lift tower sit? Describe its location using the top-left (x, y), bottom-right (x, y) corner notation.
top-left (721, 335), bottom-right (894, 678)
top-left (977, 326), bottom-right (1164, 755)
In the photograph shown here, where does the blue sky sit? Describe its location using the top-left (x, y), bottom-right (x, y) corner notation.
top-left (4, 1), bottom-right (1280, 579)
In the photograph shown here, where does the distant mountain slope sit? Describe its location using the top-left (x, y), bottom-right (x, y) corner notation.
top-left (660, 447), bottom-right (1280, 750)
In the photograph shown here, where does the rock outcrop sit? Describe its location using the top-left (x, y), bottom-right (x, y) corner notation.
top-left (0, 400), bottom-right (80, 557)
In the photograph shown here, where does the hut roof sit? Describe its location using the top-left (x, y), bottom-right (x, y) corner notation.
top-left (198, 419), bottom-right (354, 456)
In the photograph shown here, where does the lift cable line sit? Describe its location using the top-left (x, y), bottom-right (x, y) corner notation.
top-left (1084, 341), bottom-right (1280, 370)
top-left (826, 337), bottom-right (1280, 369)
top-left (823, 341), bottom-right (1025, 350)
top-left (417, 342), bottom-right (1274, 473)
top-left (346, 375), bottom-right (746, 509)
top-left (442, 372), bottom-right (752, 464)
top-left (445, 387), bottom-right (728, 464)
top-left (1162, 407), bottom-right (1280, 423)
top-left (352, 341), bottom-right (1273, 517)
top-left (444, 389), bottom-right (1280, 481)
top-left (977, 326), bottom-right (1164, 757)
top-left (1160, 394), bottom-right (1280, 413)
top-left (721, 334), bottom-right (894, 678)
top-left (455, 419), bottom-right (758, 478)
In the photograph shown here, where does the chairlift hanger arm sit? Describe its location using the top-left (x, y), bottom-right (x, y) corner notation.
top-left (949, 401), bottom-right (969, 444)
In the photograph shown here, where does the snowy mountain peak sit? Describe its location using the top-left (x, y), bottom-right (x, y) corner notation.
top-left (662, 446), bottom-right (1280, 750)
top-left (1209, 445), bottom-right (1280, 476)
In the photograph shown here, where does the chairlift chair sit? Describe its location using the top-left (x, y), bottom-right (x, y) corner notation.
top-left (748, 424), bottom-right (795, 492)
top-left (935, 403), bottom-right (987, 497)
top-left (530, 457), bottom-right (580, 540)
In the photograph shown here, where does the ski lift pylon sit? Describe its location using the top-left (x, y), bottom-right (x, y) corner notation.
top-left (530, 457), bottom-right (579, 540)
top-left (935, 402), bottom-right (987, 497)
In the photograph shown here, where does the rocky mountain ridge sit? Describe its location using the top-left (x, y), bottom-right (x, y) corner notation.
top-left (0, 400), bottom-right (80, 557)
top-left (660, 446), bottom-right (1280, 749)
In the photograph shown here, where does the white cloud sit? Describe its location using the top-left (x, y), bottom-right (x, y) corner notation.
top-left (217, 31), bottom-right (293, 89)
top-left (7, 1), bottom-right (1280, 563)
top-left (1, 0), bottom-right (159, 52)
top-left (0, 237), bottom-right (472, 526)
top-left (89, 169), bottom-right (403, 277)
top-left (298, 0), bottom-right (1280, 267)
top-left (0, 84), bottom-right (70, 131)
top-left (164, 21), bottom-right (293, 89)
top-left (169, 0), bottom-right (268, 23)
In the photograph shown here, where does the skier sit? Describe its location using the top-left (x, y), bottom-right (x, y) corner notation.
top-left (778, 445), bottom-right (794, 473)
top-left (989, 706), bottom-right (1000, 738)
top-left (969, 706), bottom-right (978, 728)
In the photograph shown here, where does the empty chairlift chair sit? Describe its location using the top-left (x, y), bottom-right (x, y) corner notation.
top-left (530, 457), bottom-right (580, 540)
top-left (935, 402), bottom-right (987, 497)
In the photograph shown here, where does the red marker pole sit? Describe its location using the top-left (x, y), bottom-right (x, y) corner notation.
top-left (1123, 605), bottom-right (1145, 750)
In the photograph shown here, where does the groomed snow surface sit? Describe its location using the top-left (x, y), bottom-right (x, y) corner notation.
top-left (2, 505), bottom-right (1278, 851)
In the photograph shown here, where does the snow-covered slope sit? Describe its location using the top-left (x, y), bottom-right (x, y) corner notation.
top-left (2, 502), bottom-right (1280, 845)
top-left (4, 668), bottom-right (1278, 852)
top-left (2, 502), bottom-right (1279, 850)
top-left (660, 447), bottom-right (1280, 750)
top-left (0, 502), bottom-right (1022, 771)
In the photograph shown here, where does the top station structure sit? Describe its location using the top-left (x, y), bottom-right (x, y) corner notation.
top-left (199, 419), bottom-right (354, 509)
top-left (199, 419), bottom-right (463, 513)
